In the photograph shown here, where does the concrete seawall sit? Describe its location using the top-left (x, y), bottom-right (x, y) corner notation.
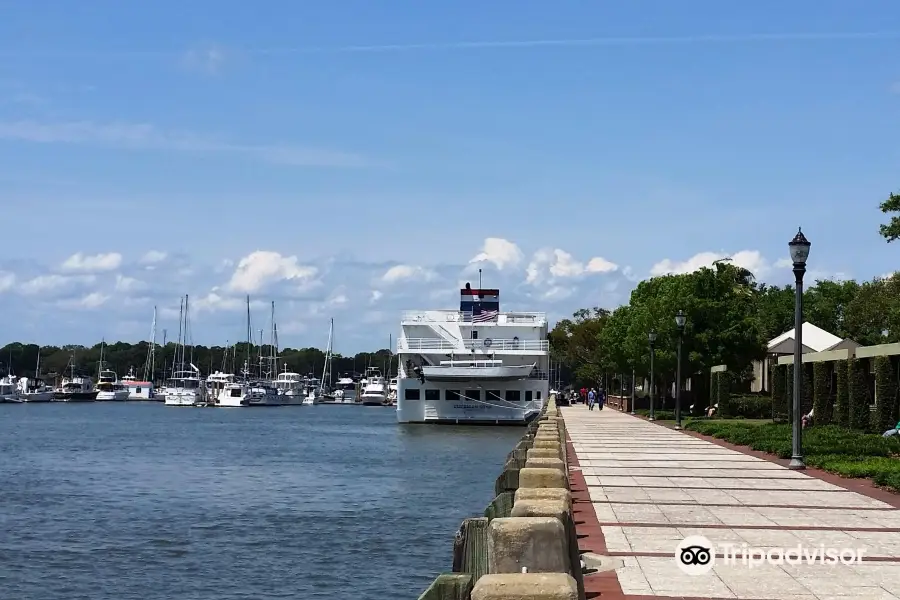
top-left (417, 394), bottom-right (583, 600)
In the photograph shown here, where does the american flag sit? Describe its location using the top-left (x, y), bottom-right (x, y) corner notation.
top-left (473, 309), bottom-right (499, 323)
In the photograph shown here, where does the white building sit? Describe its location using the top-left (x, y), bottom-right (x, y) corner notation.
top-left (396, 285), bottom-right (548, 424)
top-left (752, 322), bottom-right (857, 392)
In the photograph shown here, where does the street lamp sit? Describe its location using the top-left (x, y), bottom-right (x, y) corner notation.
top-left (675, 310), bottom-right (686, 430)
top-left (788, 227), bottom-right (810, 470)
top-left (648, 331), bottom-right (657, 421)
top-left (630, 368), bottom-right (636, 415)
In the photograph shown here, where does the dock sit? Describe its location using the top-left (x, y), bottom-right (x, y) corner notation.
top-left (418, 398), bottom-right (900, 600)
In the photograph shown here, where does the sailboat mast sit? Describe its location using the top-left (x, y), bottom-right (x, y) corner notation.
top-left (319, 319), bottom-right (333, 393)
top-left (185, 295), bottom-right (195, 373)
top-left (245, 295), bottom-right (251, 380)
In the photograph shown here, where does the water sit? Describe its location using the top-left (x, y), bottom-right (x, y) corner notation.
top-left (0, 403), bottom-right (523, 600)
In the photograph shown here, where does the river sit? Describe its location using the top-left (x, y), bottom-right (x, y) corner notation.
top-left (0, 402), bottom-right (523, 599)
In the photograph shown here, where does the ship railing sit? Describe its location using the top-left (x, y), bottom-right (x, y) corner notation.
top-left (401, 310), bottom-right (547, 324)
top-left (397, 338), bottom-right (549, 352)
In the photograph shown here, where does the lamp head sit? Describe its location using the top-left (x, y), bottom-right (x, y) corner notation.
top-left (675, 310), bottom-right (686, 329)
top-left (788, 227), bottom-right (811, 266)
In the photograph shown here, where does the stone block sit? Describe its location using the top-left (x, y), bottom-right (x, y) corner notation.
top-left (534, 433), bottom-right (560, 443)
top-left (524, 457), bottom-right (565, 471)
top-left (527, 448), bottom-right (562, 461)
top-left (487, 517), bottom-right (570, 574)
top-left (514, 487), bottom-right (571, 506)
top-left (533, 439), bottom-right (561, 451)
top-left (471, 573), bottom-right (577, 600)
top-left (510, 498), bottom-right (569, 523)
top-left (518, 467), bottom-right (568, 489)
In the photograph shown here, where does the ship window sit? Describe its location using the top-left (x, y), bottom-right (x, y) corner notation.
top-left (446, 389), bottom-right (460, 401)
top-left (471, 330), bottom-right (478, 339)
top-left (535, 391), bottom-right (541, 400)
top-left (505, 390), bottom-right (521, 402)
top-left (425, 389), bottom-right (440, 401)
top-left (135, 387), bottom-right (141, 394)
top-left (525, 390), bottom-right (533, 402)
top-left (486, 390), bottom-right (502, 402)
top-left (465, 389), bottom-right (481, 401)
top-left (404, 388), bottom-right (420, 400)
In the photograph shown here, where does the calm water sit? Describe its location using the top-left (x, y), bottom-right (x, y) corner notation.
top-left (0, 403), bottom-right (523, 600)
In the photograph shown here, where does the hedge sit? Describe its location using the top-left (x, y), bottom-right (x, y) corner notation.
top-left (800, 363), bottom-right (814, 416)
top-left (717, 371), bottom-right (732, 417)
top-left (848, 357), bottom-right (871, 431)
top-left (834, 359), bottom-right (849, 428)
top-left (812, 362), bottom-right (834, 426)
top-left (772, 363), bottom-right (788, 421)
top-left (729, 395), bottom-right (773, 419)
top-left (872, 356), bottom-right (899, 433)
top-left (785, 364), bottom-right (794, 422)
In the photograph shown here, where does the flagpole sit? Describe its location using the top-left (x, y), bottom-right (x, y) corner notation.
top-left (479, 268), bottom-right (482, 289)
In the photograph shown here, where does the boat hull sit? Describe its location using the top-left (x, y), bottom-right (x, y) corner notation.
top-left (21, 392), bottom-right (54, 402)
top-left (54, 391), bottom-right (98, 402)
top-left (96, 391), bottom-right (131, 401)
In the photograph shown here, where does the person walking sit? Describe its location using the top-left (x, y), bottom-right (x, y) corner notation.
top-left (587, 388), bottom-right (596, 410)
top-left (598, 388), bottom-right (606, 410)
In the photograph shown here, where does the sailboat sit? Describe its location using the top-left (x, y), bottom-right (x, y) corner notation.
top-left (18, 348), bottom-right (54, 402)
top-left (122, 307), bottom-right (157, 400)
top-left (164, 295), bottom-right (206, 406)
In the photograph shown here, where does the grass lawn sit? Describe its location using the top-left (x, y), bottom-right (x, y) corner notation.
top-left (684, 420), bottom-right (900, 494)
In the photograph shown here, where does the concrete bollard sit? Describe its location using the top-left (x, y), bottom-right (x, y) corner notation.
top-left (471, 573), bottom-right (578, 600)
top-left (534, 432), bottom-right (560, 443)
top-left (514, 487), bottom-right (571, 506)
top-left (533, 439), bottom-right (561, 449)
top-left (510, 497), bottom-right (569, 521)
top-left (488, 517), bottom-right (570, 573)
top-left (519, 467), bottom-right (568, 490)
top-left (524, 456), bottom-right (565, 471)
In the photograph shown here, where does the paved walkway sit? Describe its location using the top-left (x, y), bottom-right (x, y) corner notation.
top-left (562, 405), bottom-right (900, 600)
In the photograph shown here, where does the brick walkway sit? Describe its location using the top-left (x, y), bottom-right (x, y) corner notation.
top-left (562, 405), bottom-right (900, 600)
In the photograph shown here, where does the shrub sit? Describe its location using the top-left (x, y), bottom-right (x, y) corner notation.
top-left (772, 364), bottom-right (788, 421)
top-left (717, 371), bottom-right (732, 417)
top-left (812, 362), bottom-right (834, 425)
top-left (729, 395), bottom-right (773, 419)
top-left (848, 357), bottom-right (871, 431)
top-left (834, 359), bottom-right (849, 428)
top-left (872, 356), bottom-right (899, 434)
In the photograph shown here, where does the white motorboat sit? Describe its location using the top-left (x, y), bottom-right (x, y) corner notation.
top-left (164, 296), bottom-right (206, 406)
top-left (332, 376), bottom-right (357, 403)
top-left (274, 368), bottom-right (304, 405)
top-left (248, 381), bottom-right (280, 406)
top-left (0, 376), bottom-right (22, 403)
top-left (359, 366), bottom-right (387, 406)
top-left (96, 369), bottom-right (131, 401)
top-left (18, 377), bottom-right (54, 402)
top-left (302, 377), bottom-right (321, 405)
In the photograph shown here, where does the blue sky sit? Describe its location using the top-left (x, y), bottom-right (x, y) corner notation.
top-left (0, 0), bottom-right (898, 353)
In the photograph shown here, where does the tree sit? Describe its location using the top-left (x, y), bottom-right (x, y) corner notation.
top-left (879, 191), bottom-right (900, 243)
top-left (548, 307), bottom-right (610, 386)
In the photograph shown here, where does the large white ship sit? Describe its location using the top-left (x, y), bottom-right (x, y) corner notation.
top-left (396, 284), bottom-right (548, 425)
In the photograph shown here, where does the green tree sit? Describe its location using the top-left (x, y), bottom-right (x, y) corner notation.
top-left (879, 191), bottom-right (900, 242)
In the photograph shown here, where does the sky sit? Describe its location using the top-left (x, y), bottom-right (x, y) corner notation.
top-left (0, 0), bottom-right (898, 353)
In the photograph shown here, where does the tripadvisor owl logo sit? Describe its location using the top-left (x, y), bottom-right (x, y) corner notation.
top-left (676, 535), bottom-right (715, 575)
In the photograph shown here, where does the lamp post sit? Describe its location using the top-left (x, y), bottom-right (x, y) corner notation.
top-left (675, 310), bottom-right (686, 430)
top-left (630, 368), bottom-right (636, 415)
top-left (648, 331), bottom-right (657, 421)
top-left (788, 227), bottom-right (810, 470)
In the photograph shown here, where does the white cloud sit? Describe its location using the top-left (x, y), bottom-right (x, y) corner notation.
top-left (57, 292), bottom-right (109, 310)
top-left (0, 120), bottom-right (370, 168)
top-left (0, 271), bottom-right (15, 292)
top-left (380, 264), bottom-right (436, 284)
top-left (469, 237), bottom-right (524, 270)
top-left (139, 250), bottom-right (167, 264)
top-left (61, 252), bottom-right (122, 273)
top-left (227, 251), bottom-right (319, 293)
top-left (525, 248), bottom-right (619, 285)
top-left (370, 290), bottom-right (383, 303)
top-left (19, 274), bottom-right (96, 295)
top-left (650, 250), bottom-right (769, 278)
top-left (114, 274), bottom-right (146, 292)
